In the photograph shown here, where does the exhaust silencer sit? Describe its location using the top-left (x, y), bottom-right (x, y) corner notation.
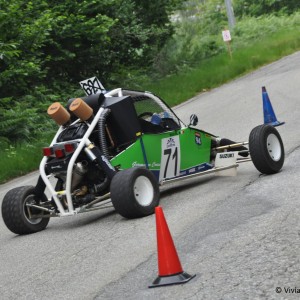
top-left (47, 102), bottom-right (70, 126)
top-left (69, 98), bottom-right (93, 121)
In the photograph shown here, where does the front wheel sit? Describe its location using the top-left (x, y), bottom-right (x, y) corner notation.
top-left (249, 125), bottom-right (284, 174)
top-left (110, 168), bottom-right (160, 219)
top-left (1, 186), bottom-right (50, 235)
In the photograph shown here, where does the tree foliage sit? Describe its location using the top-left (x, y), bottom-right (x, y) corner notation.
top-left (151, 0), bottom-right (300, 75)
top-left (153, 0), bottom-right (228, 75)
top-left (234, 0), bottom-right (300, 17)
top-left (1, 0), bottom-right (299, 144)
top-left (0, 0), bottom-right (184, 143)
top-left (0, 0), bottom-right (183, 95)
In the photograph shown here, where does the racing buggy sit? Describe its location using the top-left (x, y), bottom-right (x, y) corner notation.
top-left (1, 78), bottom-right (285, 235)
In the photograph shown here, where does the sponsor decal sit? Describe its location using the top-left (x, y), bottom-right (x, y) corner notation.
top-left (219, 153), bottom-right (234, 159)
top-left (132, 162), bottom-right (146, 167)
top-left (197, 165), bottom-right (206, 171)
top-left (51, 165), bottom-right (62, 169)
top-left (177, 163), bottom-right (213, 177)
top-left (188, 168), bottom-right (196, 174)
top-left (166, 137), bottom-right (176, 148)
top-left (195, 132), bottom-right (202, 145)
top-left (215, 152), bottom-right (237, 176)
top-left (132, 161), bottom-right (160, 168)
top-left (151, 162), bottom-right (160, 168)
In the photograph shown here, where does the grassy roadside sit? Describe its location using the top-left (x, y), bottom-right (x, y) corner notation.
top-left (1, 28), bottom-right (300, 184)
top-left (0, 136), bottom-right (54, 184)
top-left (0, 144), bottom-right (42, 183)
top-left (139, 29), bottom-right (300, 106)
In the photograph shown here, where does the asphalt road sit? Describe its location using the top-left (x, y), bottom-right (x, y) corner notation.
top-left (1, 51), bottom-right (300, 300)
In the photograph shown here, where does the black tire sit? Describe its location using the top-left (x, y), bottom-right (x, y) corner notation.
top-left (110, 168), bottom-right (160, 219)
top-left (249, 125), bottom-right (284, 174)
top-left (1, 186), bottom-right (50, 235)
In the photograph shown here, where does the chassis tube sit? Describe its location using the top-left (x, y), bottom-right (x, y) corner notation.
top-left (39, 156), bottom-right (66, 215)
top-left (39, 126), bottom-right (68, 215)
top-left (105, 88), bottom-right (123, 97)
top-left (214, 141), bottom-right (249, 151)
top-left (65, 107), bottom-right (105, 213)
top-left (39, 107), bottom-right (105, 216)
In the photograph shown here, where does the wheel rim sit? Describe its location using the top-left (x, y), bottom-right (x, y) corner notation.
top-left (267, 133), bottom-right (282, 161)
top-left (23, 195), bottom-right (43, 224)
top-left (133, 176), bottom-right (154, 206)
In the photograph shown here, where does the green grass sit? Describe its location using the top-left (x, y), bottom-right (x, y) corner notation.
top-left (0, 136), bottom-right (53, 184)
top-left (1, 28), bottom-right (300, 184)
top-left (138, 29), bottom-right (300, 106)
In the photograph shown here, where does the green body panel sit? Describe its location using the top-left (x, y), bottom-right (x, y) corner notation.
top-left (179, 128), bottom-right (211, 169)
top-left (111, 131), bottom-right (174, 170)
top-left (110, 127), bottom-right (212, 175)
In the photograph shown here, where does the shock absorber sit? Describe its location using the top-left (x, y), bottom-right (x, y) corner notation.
top-left (84, 143), bottom-right (116, 180)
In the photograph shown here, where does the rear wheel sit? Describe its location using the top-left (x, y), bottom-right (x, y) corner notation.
top-left (249, 125), bottom-right (284, 174)
top-left (110, 168), bottom-right (159, 219)
top-left (1, 186), bottom-right (50, 235)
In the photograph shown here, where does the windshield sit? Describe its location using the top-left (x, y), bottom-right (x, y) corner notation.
top-left (123, 90), bottom-right (183, 128)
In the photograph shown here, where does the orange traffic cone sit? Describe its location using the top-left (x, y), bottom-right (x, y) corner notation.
top-left (149, 206), bottom-right (196, 288)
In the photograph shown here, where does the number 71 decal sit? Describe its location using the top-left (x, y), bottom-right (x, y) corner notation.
top-left (159, 136), bottom-right (181, 181)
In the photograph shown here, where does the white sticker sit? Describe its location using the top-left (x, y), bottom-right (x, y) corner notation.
top-left (215, 152), bottom-right (237, 176)
top-left (159, 136), bottom-right (181, 181)
top-left (79, 77), bottom-right (105, 96)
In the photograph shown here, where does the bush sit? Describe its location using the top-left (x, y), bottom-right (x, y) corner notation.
top-left (232, 13), bottom-right (300, 49)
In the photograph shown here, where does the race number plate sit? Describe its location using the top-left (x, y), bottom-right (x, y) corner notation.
top-left (79, 77), bottom-right (105, 96)
top-left (159, 136), bottom-right (181, 181)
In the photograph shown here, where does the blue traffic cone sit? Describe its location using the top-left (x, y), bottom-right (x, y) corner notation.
top-left (262, 86), bottom-right (285, 127)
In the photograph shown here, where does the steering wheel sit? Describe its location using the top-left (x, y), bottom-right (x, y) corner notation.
top-left (138, 112), bottom-right (153, 119)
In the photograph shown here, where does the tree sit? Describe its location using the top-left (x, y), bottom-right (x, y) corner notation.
top-left (234, 0), bottom-right (300, 17)
top-left (0, 0), bottom-right (185, 142)
top-left (0, 0), bottom-right (184, 94)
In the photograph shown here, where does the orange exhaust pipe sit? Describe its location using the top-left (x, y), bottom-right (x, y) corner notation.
top-left (47, 102), bottom-right (70, 126)
top-left (69, 98), bottom-right (93, 121)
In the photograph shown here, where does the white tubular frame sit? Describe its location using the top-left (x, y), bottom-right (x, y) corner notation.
top-left (39, 88), bottom-right (123, 216)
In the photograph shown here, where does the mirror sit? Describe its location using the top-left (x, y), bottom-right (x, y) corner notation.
top-left (189, 114), bottom-right (198, 126)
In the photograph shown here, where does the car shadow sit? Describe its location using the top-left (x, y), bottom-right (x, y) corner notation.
top-left (47, 207), bottom-right (117, 231)
top-left (8, 175), bottom-right (220, 236)
top-left (160, 174), bottom-right (216, 197)
top-left (49, 175), bottom-right (218, 231)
